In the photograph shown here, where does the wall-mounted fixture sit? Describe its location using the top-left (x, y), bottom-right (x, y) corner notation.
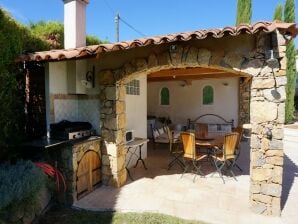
top-left (283, 31), bottom-right (293, 42)
top-left (81, 66), bottom-right (95, 89)
top-left (265, 49), bottom-right (279, 68)
top-left (266, 128), bottom-right (273, 140)
top-left (265, 49), bottom-right (278, 89)
top-left (242, 123), bottom-right (252, 139)
top-left (170, 44), bottom-right (177, 53)
top-left (222, 82), bottom-right (229, 86)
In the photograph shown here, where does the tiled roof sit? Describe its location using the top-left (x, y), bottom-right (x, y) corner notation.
top-left (17, 21), bottom-right (298, 62)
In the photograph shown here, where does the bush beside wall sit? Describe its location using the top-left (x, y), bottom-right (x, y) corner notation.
top-left (0, 161), bottom-right (51, 224)
top-left (0, 8), bottom-right (49, 161)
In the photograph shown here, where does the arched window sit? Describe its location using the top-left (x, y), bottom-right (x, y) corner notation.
top-left (202, 85), bottom-right (214, 105)
top-left (160, 87), bottom-right (170, 105)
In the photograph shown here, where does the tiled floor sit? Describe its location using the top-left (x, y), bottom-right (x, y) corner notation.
top-left (74, 140), bottom-right (298, 224)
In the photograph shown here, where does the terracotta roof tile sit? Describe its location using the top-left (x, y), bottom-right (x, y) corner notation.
top-left (16, 21), bottom-right (298, 62)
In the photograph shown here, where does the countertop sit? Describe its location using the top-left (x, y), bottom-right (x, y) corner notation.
top-left (23, 136), bottom-right (101, 149)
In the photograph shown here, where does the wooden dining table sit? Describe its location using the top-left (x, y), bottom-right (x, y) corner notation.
top-left (195, 135), bottom-right (224, 148)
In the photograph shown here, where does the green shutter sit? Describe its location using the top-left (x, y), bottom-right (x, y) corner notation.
top-left (203, 85), bottom-right (214, 105)
top-left (161, 87), bottom-right (170, 105)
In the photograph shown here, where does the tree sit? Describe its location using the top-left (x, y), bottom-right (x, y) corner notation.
top-left (30, 21), bottom-right (108, 49)
top-left (284, 0), bottom-right (296, 123)
top-left (236, 0), bottom-right (252, 26)
top-left (30, 21), bottom-right (64, 49)
top-left (86, 35), bottom-right (109, 45)
top-left (273, 3), bottom-right (283, 21)
top-left (0, 9), bottom-right (49, 160)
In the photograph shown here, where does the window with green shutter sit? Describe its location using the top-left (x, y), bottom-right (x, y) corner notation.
top-left (160, 87), bottom-right (170, 105)
top-left (202, 85), bottom-right (214, 105)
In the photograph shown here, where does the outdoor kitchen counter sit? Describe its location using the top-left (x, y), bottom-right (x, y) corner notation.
top-left (23, 136), bottom-right (101, 149)
top-left (71, 136), bottom-right (101, 146)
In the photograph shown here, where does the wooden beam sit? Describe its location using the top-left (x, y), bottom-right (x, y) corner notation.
top-left (148, 73), bottom-right (241, 82)
top-left (148, 67), bottom-right (226, 78)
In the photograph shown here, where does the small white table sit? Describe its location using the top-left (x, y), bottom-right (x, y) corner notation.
top-left (125, 137), bottom-right (149, 180)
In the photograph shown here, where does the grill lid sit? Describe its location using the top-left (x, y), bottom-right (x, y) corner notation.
top-left (50, 120), bottom-right (92, 133)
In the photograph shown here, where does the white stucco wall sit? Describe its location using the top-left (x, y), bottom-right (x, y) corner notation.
top-left (125, 74), bottom-right (148, 167)
top-left (46, 61), bottom-right (101, 134)
top-left (49, 61), bottom-right (68, 94)
top-left (147, 77), bottom-right (239, 127)
top-left (64, 0), bottom-right (86, 49)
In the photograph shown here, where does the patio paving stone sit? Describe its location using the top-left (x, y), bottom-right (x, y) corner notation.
top-left (73, 141), bottom-right (298, 224)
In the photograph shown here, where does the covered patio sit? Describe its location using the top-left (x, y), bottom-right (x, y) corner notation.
top-left (18, 20), bottom-right (298, 217)
top-left (73, 140), bottom-right (298, 224)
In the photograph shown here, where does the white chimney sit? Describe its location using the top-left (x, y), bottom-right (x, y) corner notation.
top-left (63, 0), bottom-right (88, 49)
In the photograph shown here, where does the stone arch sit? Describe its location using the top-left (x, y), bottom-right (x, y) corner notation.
top-left (98, 41), bottom-right (287, 216)
top-left (98, 45), bottom-right (258, 86)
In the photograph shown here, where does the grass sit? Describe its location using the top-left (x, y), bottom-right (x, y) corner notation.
top-left (38, 205), bottom-right (206, 224)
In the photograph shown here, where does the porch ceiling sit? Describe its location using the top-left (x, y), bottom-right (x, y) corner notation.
top-left (147, 67), bottom-right (250, 82)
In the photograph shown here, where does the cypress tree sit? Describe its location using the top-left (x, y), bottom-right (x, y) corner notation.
top-left (284, 0), bottom-right (296, 123)
top-left (273, 4), bottom-right (283, 21)
top-left (236, 0), bottom-right (252, 26)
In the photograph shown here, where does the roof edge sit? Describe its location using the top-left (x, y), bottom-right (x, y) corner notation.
top-left (16, 21), bottom-right (298, 63)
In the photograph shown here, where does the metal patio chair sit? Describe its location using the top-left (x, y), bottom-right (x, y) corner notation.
top-left (180, 132), bottom-right (208, 182)
top-left (211, 132), bottom-right (239, 184)
top-left (233, 126), bottom-right (244, 172)
top-left (166, 126), bottom-right (184, 170)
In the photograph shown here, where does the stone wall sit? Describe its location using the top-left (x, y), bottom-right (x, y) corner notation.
top-left (239, 78), bottom-right (251, 126)
top-left (49, 138), bottom-right (101, 204)
top-left (100, 84), bottom-right (127, 187)
top-left (249, 32), bottom-right (287, 216)
top-left (97, 31), bottom-right (287, 215)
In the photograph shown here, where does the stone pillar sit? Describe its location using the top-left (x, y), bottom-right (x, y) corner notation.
top-left (100, 83), bottom-right (127, 187)
top-left (239, 78), bottom-right (251, 126)
top-left (249, 32), bottom-right (287, 216)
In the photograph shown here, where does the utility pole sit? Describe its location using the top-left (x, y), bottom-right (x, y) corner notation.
top-left (115, 13), bottom-right (119, 42)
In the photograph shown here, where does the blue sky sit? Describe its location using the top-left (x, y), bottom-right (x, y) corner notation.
top-left (0, 0), bottom-right (297, 45)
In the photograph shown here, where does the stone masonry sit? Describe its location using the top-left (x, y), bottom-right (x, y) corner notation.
top-left (249, 32), bottom-right (287, 216)
top-left (98, 30), bottom-right (288, 216)
top-left (48, 138), bottom-right (101, 204)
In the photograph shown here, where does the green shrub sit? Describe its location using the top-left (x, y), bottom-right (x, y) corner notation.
top-left (0, 160), bottom-right (47, 210)
top-left (0, 8), bottom-right (49, 160)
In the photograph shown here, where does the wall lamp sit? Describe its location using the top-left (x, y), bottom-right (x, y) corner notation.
top-left (81, 66), bottom-right (95, 88)
top-left (170, 44), bottom-right (177, 53)
top-left (265, 49), bottom-right (278, 88)
top-left (283, 31), bottom-right (293, 42)
top-left (266, 128), bottom-right (273, 140)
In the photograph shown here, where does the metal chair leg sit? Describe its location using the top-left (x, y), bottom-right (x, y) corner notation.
top-left (235, 163), bottom-right (243, 172)
top-left (168, 153), bottom-right (184, 170)
top-left (181, 161), bottom-right (190, 179)
top-left (212, 159), bottom-right (225, 184)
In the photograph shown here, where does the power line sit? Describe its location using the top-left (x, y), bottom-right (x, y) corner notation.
top-left (102, 0), bottom-right (115, 15)
top-left (102, 0), bottom-right (146, 39)
top-left (119, 16), bottom-right (146, 37)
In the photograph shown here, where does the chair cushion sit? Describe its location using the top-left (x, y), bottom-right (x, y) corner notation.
top-left (155, 138), bottom-right (169, 143)
top-left (153, 129), bottom-right (160, 138)
top-left (172, 131), bottom-right (181, 140)
top-left (158, 128), bottom-right (165, 135)
top-left (159, 133), bottom-right (168, 139)
top-left (155, 133), bottom-right (169, 143)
